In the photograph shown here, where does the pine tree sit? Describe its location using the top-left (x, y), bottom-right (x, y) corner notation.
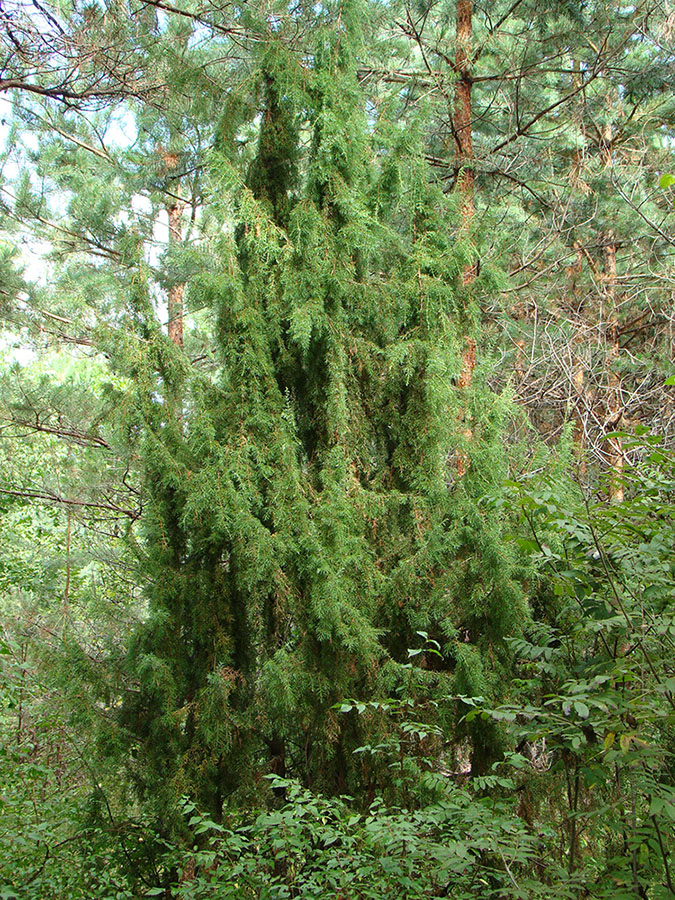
top-left (384, 0), bottom-right (674, 467)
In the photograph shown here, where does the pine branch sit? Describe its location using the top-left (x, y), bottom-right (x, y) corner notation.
top-left (0, 487), bottom-right (140, 519)
top-left (3, 417), bottom-right (111, 449)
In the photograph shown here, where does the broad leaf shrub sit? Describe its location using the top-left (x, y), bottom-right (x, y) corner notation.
top-left (0, 743), bottom-right (136, 900)
top-left (467, 431), bottom-right (675, 898)
top-left (153, 779), bottom-right (547, 900)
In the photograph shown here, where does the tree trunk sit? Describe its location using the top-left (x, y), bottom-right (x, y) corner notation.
top-left (602, 127), bottom-right (623, 502)
top-left (454, 0), bottom-right (474, 257)
top-left (573, 359), bottom-right (588, 479)
top-left (167, 196), bottom-right (185, 348)
top-left (454, 0), bottom-right (475, 476)
top-left (569, 242), bottom-right (588, 478)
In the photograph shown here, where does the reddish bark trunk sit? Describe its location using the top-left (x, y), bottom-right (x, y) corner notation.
top-left (167, 199), bottom-right (184, 347)
top-left (602, 127), bottom-right (623, 502)
top-left (454, 0), bottom-right (474, 258)
top-left (454, 0), bottom-right (475, 476)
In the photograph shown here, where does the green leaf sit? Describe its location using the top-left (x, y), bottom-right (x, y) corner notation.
top-left (574, 701), bottom-right (589, 719)
top-left (658, 173), bottom-right (675, 189)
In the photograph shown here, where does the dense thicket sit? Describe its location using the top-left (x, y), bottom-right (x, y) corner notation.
top-left (0, 0), bottom-right (673, 897)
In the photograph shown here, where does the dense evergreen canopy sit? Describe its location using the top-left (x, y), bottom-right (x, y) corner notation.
top-left (117, 4), bottom-right (525, 815)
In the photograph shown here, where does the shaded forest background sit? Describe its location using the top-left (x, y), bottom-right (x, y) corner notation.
top-left (0, 0), bottom-right (674, 896)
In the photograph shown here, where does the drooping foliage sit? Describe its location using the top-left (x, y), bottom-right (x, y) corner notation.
top-left (119, 0), bottom-right (526, 820)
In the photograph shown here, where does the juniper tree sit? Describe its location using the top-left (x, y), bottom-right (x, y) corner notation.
top-left (117, 0), bottom-right (528, 821)
top-left (0, 0), bottom-right (529, 825)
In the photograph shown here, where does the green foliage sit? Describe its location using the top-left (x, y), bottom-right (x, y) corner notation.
top-left (118, 3), bottom-right (526, 820)
top-left (0, 744), bottom-right (129, 900)
top-left (466, 436), bottom-right (675, 897)
top-left (144, 779), bottom-right (548, 900)
top-left (0, 1), bottom-right (673, 897)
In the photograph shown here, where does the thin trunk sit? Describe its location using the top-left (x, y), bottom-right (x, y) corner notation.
top-left (163, 148), bottom-right (185, 348)
top-left (454, 0), bottom-right (474, 258)
top-left (454, 0), bottom-right (475, 477)
top-left (568, 765), bottom-right (580, 874)
top-left (569, 63), bottom-right (590, 475)
top-left (167, 197), bottom-right (185, 348)
top-left (62, 507), bottom-right (71, 634)
top-left (604, 230), bottom-right (622, 501)
top-left (163, 26), bottom-right (189, 348)
top-left (573, 362), bottom-right (587, 478)
top-left (569, 242), bottom-right (587, 477)
top-left (602, 126), bottom-right (623, 502)
top-left (17, 641), bottom-right (26, 745)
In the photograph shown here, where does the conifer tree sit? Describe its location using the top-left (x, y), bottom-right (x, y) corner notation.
top-left (118, 0), bottom-right (528, 820)
top-left (386, 0), bottom-right (674, 463)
